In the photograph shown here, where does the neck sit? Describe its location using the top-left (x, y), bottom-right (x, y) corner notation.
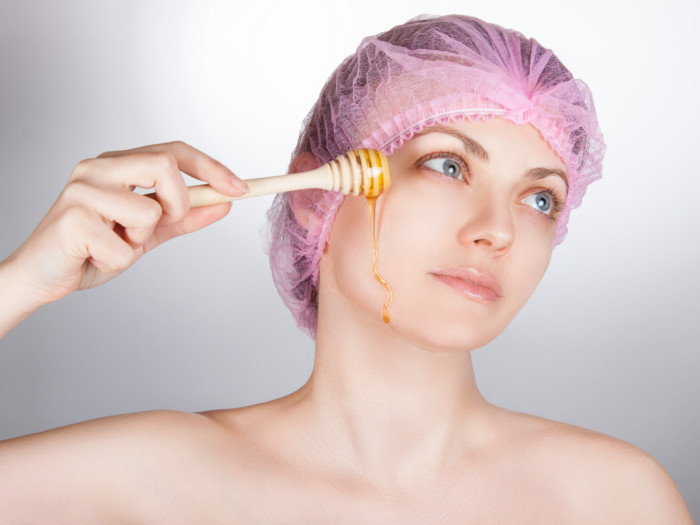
top-left (287, 289), bottom-right (491, 487)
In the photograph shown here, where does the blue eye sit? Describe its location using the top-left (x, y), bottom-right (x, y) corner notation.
top-left (422, 157), bottom-right (464, 180)
top-left (522, 192), bottom-right (553, 215)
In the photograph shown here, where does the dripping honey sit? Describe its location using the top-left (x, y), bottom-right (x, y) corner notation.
top-left (367, 196), bottom-right (393, 323)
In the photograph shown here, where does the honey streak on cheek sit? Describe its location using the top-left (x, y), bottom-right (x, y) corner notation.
top-left (367, 196), bottom-right (393, 323)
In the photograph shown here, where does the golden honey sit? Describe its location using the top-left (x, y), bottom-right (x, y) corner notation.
top-left (367, 196), bottom-right (393, 323)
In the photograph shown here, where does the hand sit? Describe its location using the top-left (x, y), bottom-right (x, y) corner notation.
top-left (1, 141), bottom-right (247, 313)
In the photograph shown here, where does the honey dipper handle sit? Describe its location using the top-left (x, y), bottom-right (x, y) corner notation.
top-left (183, 164), bottom-right (335, 207)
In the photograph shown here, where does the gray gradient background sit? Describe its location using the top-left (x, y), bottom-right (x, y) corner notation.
top-left (1, 0), bottom-right (698, 517)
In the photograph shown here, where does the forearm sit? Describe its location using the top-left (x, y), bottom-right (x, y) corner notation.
top-left (0, 255), bottom-right (43, 339)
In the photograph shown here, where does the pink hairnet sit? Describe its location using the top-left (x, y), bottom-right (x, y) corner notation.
top-left (267, 14), bottom-right (605, 338)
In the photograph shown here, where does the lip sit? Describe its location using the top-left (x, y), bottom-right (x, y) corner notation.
top-left (430, 267), bottom-right (503, 304)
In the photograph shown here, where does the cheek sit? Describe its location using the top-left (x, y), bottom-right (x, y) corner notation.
top-left (377, 179), bottom-right (463, 253)
top-left (322, 197), bottom-right (385, 311)
top-left (507, 233), bottom-right (553, 306)
top-left (329, 197), bottom-right (371, 255)
top-left (373, 183), bottom-right (461, 291)
top-left (322, 188), bottom-right (441, 324)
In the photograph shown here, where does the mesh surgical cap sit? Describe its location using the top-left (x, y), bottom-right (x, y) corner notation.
top-left (267, 14), bottom-right (606, 338)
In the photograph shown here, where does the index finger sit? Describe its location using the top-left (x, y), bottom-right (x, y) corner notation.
top-left (98, 141), bottom-right (249, 196)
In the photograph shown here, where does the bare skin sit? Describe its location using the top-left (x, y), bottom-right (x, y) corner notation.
top-left (0, 131), bottom-right (692, 523)
top-left (0, 402), bottom-right (690, 523)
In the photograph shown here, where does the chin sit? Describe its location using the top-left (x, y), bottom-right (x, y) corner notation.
top-left (391, 312), bottom-right (508, 353)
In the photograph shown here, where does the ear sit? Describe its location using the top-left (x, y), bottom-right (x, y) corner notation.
top-left (289, 152), bottom-right (326, 231)
top-left (290, 151), bottom-right (320, 174)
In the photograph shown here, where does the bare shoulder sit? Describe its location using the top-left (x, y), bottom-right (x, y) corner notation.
top-left (0, 409), bottom-right (232, 459)
top-left (0, 409), bottom-right (240, 522)
top-left (499, 410), bottom-right (693, 523)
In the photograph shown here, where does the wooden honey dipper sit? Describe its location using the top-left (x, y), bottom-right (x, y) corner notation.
top-left (180, 148), bottom-right (390, 207)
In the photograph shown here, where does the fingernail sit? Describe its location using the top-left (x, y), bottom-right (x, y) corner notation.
top-left (229, 175), bottom-right (249, 194)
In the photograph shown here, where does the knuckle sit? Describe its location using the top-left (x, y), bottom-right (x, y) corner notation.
top-left (70, 158), bottom-right (94, 181)
top-left (204, 156), bottom-right (225, 173)
top-left (148, 150), bottom-right (178, 173)
top-left (69, 204), bottom-right (92, 225)
top-left (60, 179), bottom-right (89, 203)
top-left (165, 140), bottom-right (188, 153)
top-left (168, 195), bottom-right (189, 221)
top-left (100, 257), bottom-right (127, 275)
top-left (100, 241), bottom-right (135, 274)
top-left (172, 204), bottom-right (189, 222)
top-left (58, 205), bottom-right (90, 237)
top-left (113, 248), bottom-right (135, 271)
top-left (141, 198), bottom-right (163, 224)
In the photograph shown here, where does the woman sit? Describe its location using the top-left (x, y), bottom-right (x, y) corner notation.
top-left (0, 14), bottom-right (692, 523)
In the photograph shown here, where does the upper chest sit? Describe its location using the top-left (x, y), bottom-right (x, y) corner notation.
top-left (167, 456), bottom-right (586, 525)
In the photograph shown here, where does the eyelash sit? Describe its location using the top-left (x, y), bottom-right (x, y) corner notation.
top-left (529, 189), bottom-right (565, 222)
top-left (418, 150), bottom-right (470, 182)
top-left (418, 150), bottom-right (565, 222)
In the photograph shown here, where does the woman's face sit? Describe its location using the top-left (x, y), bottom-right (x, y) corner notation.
top-left (320, 117), bottom-right (568, 352)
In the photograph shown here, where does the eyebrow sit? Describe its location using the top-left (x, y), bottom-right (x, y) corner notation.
top-left (414, 126), bottom-right (489, 161)
top-left (525, 167), bottom-right (569, 192)
top-left (414, 126), bottom-right (569, 191)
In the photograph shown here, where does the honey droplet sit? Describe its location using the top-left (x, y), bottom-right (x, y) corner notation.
top-left (367, 196), bottom-right (393, 323)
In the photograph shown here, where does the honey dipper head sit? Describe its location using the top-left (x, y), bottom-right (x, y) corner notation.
top-left (350, 148), bottom-right (390, 199)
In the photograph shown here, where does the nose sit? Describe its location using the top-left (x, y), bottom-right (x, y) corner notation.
top-left (457, 192), bottom-right (514, 255)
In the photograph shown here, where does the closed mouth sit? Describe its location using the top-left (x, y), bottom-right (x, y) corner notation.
top-left (430, 267), bottom-right (502, 303)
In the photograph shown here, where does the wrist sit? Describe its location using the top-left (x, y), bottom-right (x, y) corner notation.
top-left (0, 254), bottom-right (44, 338)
